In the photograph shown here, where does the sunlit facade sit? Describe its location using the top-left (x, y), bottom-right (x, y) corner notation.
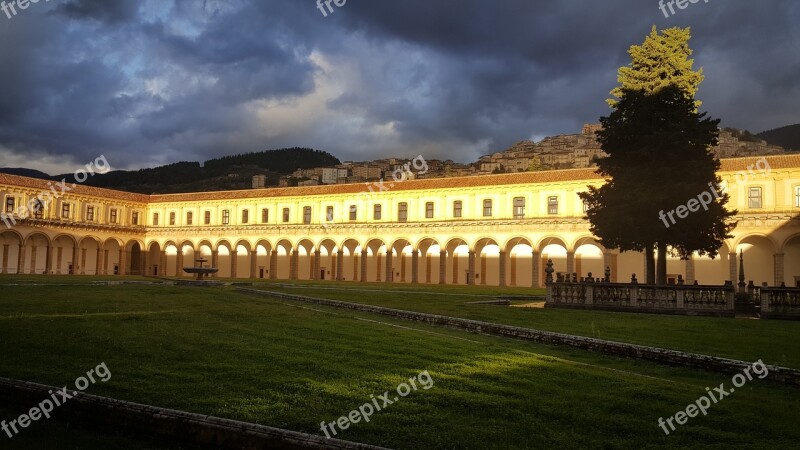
top-left (1, 155), bottom-right (799, 287)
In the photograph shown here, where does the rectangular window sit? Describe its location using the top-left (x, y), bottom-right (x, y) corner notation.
top-left (795, 186), bottom-right (800, 208)
top-left (186, 211), bottom-right (193, 226)
top-left (5, 197), bottom-right (14, 213)
top-left (261, 208), bottom-right (269, 223)
top-left (242, 209), bottom-right (249, 224)
top-left (326, 206), bottom-right (334, 222)
top-left (152, 212), bottom-right (159, 226)
top-left (548, 196), bottom-right (559, 215)
top-left (425, 202), bottom-right (434, 219)
top-left (513, 197), bottom-right (525, 219)
top-left (483, 199), bottom-right (493, 217)
top-left (283, 208), bottom-right (290, 223)
top-left (398, 202), bottom-right (408, 222)
top-left (373, 204), bottom-right (382, 220)
top-left (110, 208), bottom-right (118, 224)
top-left (86, 206), bottom-right (95, 221)
top-left (453, 200), bottom-right (462, 218)
top-left (132, 211), bottom-right (139, 225)
top-left (303, 206), bottom-right (312, 224)
top-left (205, 211), bottom-right (212, 225)
top-left (222, 210), bottom-right (230, 225)
top-left (748, 187), bottom-right (762, 209)
top-left (33, 200), bottom-right (44, 219)
top-left (349, 205), bottom-right (357, 221)
top-left (169, 212), bottom-right (176, 226)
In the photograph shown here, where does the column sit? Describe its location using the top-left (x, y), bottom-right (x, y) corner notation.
top-left (685, 257), bottom-right (695, 285)
top-left (2, 244), bottom-right (9, 274)
top-left (269, 250), bottom-right (277, 279)
top-left (575, 254), bottom-right (582, 278)
top-left (360, 250), bottom-right (368, 283)
top-left (439, 250), bottom-right (446, 285)
top-left (452, 253), bottom-right (459, 284)
top-left (250, 251), bottom-right (258, 279)
top-left (400, 252), bottom-right (407, 282)
top-left (336, 249), bottom-right (344, 281)
top-left (411, 250), bottom-right (419, 284)
top-left (376, 252), bottom-right (382, 282)
top-left (290, 250), bottom-right (299, 280)
top-left (80, 248), bottom-right (87, 275)
top-left (103, 249), bottom-right (109, 275)
top-left (177, 251), bottom-right (184, 278)
top-left (72, 245), bottom-right (78, 275)
top-left (17, 245), bottom-right (26, 274)
top-left (96, 247), bottom-right (103, 276)
top-left (313, 250), bottom-right (321, 280)
top-left (566, 251), bottom-right (575, 276)
top-left (30, 245), bottom-right (37, 274)
top-left (425, 252), bottom-right (432, 284)
top-left (479, 251), bottom-right (487, 285)
top-left (56, 247), bottom-right (63, 274)
top-left (467, 251), bottom-right (476, 285)
top-left (230, 250), bottom-right (238, 279)
top-left (510, 253), bottom-right (517, 286)
top-left (385, 249), bottom-right (392, 283)
top-left (119, 249), bottom-right (127, 276)
top-left (45, 245), bottom-right (53, 275)
top-left (531, 251), bottom-right (540, 288)
top-left (498, 250), bottom-right (507, 287)
top-left (774, 253), bottom-right (784, 287)
top-left (211, 251), bottom-right (218, 278)
top-left (353, 253), bottom-right (359, 281)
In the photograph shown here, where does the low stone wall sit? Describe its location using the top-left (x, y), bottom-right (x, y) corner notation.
top-left (760, 287), bottom-right (800, 320)
top-left (0, 377), bottom-right (389, 450)
top-left (237, 288), bottom-right (800, 387)
top-left (546, 282), bottom-right (735, 317)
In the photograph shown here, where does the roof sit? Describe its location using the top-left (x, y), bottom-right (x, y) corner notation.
top-left (2, 154), bottom-right (799, 204)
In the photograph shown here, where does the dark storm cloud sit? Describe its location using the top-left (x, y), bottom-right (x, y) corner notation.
top-left (0, 0), bottom-right (797, 173)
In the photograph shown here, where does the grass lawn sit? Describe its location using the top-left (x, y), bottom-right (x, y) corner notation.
top-left (0, 280), bottom-right (798, 449)
top-left (246, 280), bottom-right (800, 369)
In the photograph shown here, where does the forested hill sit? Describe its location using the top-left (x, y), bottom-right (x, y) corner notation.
top-left (0, 148), bottom-right (340, 194)
top-left (758, 124), bottom-right (800, 151)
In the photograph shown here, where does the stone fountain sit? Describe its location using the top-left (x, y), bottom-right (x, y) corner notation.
top-left (180, 257), bottom-right (221, 285)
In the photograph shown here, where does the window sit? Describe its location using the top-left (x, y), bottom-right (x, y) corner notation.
top-left (169, 212), bottom-right (176, 226)
top-left (795, 186), bottom-right (800, 208)
top-left (303, 206), bottom-right (312, 224)
top-left (242, 209), bottom-right (249, 224)
top-left (748, 187), bottom-right (762, 209)
top-left (326, 206), bottom-right (334, 222)
top-left (62, 203), bottom-right (71, 219)
top-left (398, 202), bottom-right (408, 222)
top-left (283, 208), bottom-right (290, 223)
top-left (483, 199), bottom-right (493, 217)
top-left (152, 212), bottom-right (159, 226)
top-left (86, 206), bottom-right (95, 221)
top-left (261, 208), bottom-right (269, 223)
top-left (33, 199), bottom-right (44, 219)
top-left (110, 208), bottom-right (118, 224)
top-left (425, 202), bottom-right (434, 219)
top-left (453, 200), bottom-right (463, 218)
top-left (132, 211), bottom-right (139, 225)
top-left (548, 196), bottom-right (559, 215)
top-left (205, 211), bottom-right (212, 225)
top-left (5, 197), bottom-right (14, 213)
top-left (373, 204), bottom-right (382, 220)
top-left (513, 197), bottom-right (525, 219)
top-left (349, 205), bottom-right (357, 221)
top-left (186, 211), bottom-right (193, 226)
top-left (222, 210), bottom-right (230, 225)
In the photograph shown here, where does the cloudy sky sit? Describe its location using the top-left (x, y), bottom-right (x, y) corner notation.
top-left (0, 0), bottom-right (797, 173)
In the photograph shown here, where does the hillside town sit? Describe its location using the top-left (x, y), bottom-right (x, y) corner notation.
top-left (269, 124), bottom-right (787, 187)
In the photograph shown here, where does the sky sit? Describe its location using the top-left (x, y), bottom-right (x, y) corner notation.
top-left (0, 0), bottom-right (798, 174)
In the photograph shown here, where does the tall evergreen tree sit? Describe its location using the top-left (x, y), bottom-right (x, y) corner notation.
top-left (609, 26), bottom-right (704, 109)
top-left (582, 86), bottom-right (736, 285)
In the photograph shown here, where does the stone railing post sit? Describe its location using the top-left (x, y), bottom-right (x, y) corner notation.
top-left (676, 287), bottom-right (684, 310)
top-left (760, 287), bottom-right (770, 313)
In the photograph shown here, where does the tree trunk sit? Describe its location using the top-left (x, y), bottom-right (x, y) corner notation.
top-left (645, 245), bottom-right (655, 284)
top-left (656, 242), bottom-right (668, 285)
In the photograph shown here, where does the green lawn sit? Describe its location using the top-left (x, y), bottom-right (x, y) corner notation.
top-left (247, 280), bottom-right (800, 369)
top-left (0, 282), bottom-right (798, 449)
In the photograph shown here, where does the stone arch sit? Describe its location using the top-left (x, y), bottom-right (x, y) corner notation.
top-left (273, 239), bottom-right (294, 280)
top-left (445, 237), bottom-right (470, 285)
top-left (215, 240), bottom-right (233, 278)
top-left (388, 238), bottom-right (414, 283)
top-left (101, 237), bottom-right (123, 276)
top-left (782, 233), bottom-right (800, 287)
top-left (21, 232), bottom-right (50, 275)
top-left (51, 234), bottom-right (79, 275)
top-left (734, 234), bottom-right (778, 286)
top-left (692, 241), bottom-right (731, 286)
top-left (254, 239), bottom-right (273, 279)
top-left (474, 237), bottom-right (500, 286)
top-left (416, 238), bottom-right (442, 284)
top-left (503, 236), bottom-right (534, 287)
top-left (536, 236), bottom-right (569, 285)
top-left (340, 238), bottom-right (361, 282)
top-left (296, 239), bottom-right (315, 280)
top-left (363, 238), bottom-right (387, 283)
top-left (0, 229), bottom-right (24, 274)
top-left (126, 239), bottom-right (145, 275)
top-left (572, 236), bottom-right (606, 281)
